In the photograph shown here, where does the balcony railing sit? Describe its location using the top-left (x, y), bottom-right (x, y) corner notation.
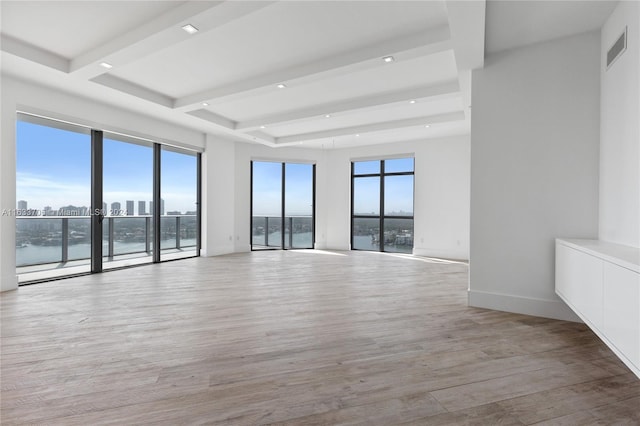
top-left (16, 215), bottom-right (197, 268)
top-left (251, 215), bottom-right (313, 249)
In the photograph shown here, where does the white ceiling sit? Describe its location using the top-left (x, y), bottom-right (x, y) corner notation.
top-left (0, 1), bottom-right (616, 150)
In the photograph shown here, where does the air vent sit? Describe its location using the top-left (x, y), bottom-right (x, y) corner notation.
top-left (607, 27), bottom-right (627, 69)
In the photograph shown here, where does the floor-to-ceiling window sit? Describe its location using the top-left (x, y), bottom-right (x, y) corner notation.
top-left (351, 158), bottom-right (414, 253)
top-left (251, 161), bottom-right (315, 250)
top-left (15, 116), bottom-right (92, 278)
top-left (15, 113), bottom-right (200, 283)
top-left (160, 147), bottom-right (199, 260)
top-left (102, 134), bottom-right (154, 269)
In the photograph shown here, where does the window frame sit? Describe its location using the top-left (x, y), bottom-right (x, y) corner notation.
top-left (15, 112), bottom-right (201, 284)
top-left (350, 158), bottom-right (415, 253)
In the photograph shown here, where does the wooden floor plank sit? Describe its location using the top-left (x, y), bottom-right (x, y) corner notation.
top-left (1, 250), bottom-right (638, 425)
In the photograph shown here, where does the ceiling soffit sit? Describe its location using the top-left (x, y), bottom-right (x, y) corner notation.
top-left (1, 0), bottom-right (487, 149)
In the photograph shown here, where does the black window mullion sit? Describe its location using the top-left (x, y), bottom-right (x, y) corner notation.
top-left (352, 172), bottom-right (380, 178)
top-left (152, 144), bottom-right (161, 263)
top-left (250, 161), bottom-right (254, 251)
top-left (90, 129), bottom-right (103, 273)
top-left (383, 171), bottom-right (414, 177)
top-left (350, 162), bottom-right (355, 250)
top-left (379, 160), bottom-right (385, 252)
top-left (281, 162), bottom-right (286, 250)
top-left (196, 153), bottom-right (202, 255)
top-left (312, 164), bottom-right (316, 248)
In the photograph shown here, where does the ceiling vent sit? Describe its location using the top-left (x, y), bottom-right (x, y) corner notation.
top-left (606, 27), bottom-right (627, 69)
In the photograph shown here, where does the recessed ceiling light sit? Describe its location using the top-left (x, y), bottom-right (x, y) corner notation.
top-left (383, 55), bottom-right (395, 63)
top-left (424, 124), bottom-right (430, 128)
top-left (277, 83), bottom-right (287, 89)
top-left (260, 125), bottom-right (266, 129)
top-left (355, 134), bottom-right (360, 137)
top-left (324, 114), bottom-right (331, 118)
top-left (182, 24), bottom-right (199, 34)
top-left (202, 102), bottom-right (209, 107)
top-left (409, 100), bottom-right (417, 104)
top-left (100, 62), bottom-right (113, 69)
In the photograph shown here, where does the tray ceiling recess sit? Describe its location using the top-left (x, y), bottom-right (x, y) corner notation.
top-left (1, 1), bottom-right (486, 149)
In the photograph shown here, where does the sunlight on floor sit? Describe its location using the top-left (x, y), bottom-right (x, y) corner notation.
top-left (289, 249), bottom-right (348, 256)
top-left (371, 251), bottom-right (468, 265)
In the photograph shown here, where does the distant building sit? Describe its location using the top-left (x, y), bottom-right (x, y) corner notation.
top-left (138, 201), bottom-right (146, 215)
top-left (150, 199), bottom-right (166, 215)
top-left (167, 211), bottom-right (181, 215)
top-left (17, 200), bottom-right (27, 210)
top-left (43, 206), bottom-right (53, 216)
top-left (111, 202), bottom-right (121, 215)
top-left (126, 200), bottom-right (134, 216)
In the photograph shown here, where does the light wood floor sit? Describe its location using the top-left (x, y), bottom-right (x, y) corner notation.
top-left (1, 250), bottom-right (639, 425)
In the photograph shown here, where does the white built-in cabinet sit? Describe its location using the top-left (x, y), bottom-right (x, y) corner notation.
top-left (556, 239), bottom-right (640, 379)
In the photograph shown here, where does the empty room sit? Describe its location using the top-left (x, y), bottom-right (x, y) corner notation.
top-left (1, 0), bottom-right (639, 424)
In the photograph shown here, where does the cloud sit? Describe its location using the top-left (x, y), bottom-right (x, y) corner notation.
top-left (16, 172), bottom-right (90, 209)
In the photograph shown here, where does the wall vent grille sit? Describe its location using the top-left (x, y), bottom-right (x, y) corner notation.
top-left (607, 26), bottom-right (627, 69)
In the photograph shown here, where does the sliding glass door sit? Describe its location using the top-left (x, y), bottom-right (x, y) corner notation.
top-left (15, 113), bottom-right (200, 283)
top-left (251, 162), bottom-right (283, 249)
top-left (15, 117), bottom-right (92, 279)
top-left (251, 161), bottom-right (315, 250)
top-left (284, 163), bottom-right (314, 249)
top-left (160, 147), bottom-right (199, 260)
top-left (102, 134), bottom-right (154, 269)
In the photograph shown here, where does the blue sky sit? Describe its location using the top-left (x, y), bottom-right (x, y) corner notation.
top-left (353, 159), bottom-right (414, 215)
top-left (253, 159), bottom-right (414, 217)
top-left (16, 120), bottom-right (197, 214)
top-left (252, 161), bottom-right (314, 216)
top-left (17, 121), bottom-right (413, 216)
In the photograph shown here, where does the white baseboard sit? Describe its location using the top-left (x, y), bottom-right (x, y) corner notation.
top-left (200, 245), bottom-right (236, 257)
top-left (413, 247), bottom-right (468, 261)
top-left (468, 289), bottom-right (582, 322)
top-left (1, 274), bottom-right (19, 292)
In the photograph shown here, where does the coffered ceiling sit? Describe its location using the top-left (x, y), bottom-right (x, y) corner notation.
top-left (0, 1), bottom-right (621, 149)
top-left (2, 1), bottom-right (484, 149)
top-left (1, 0), bottom-right (485, 148)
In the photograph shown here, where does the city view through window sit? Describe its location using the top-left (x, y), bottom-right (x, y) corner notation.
top-left (352, 158), bottom-right (414, 253)
top-left (15, 117), bottom-right (199, 281)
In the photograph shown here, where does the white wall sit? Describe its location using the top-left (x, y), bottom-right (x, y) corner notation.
top-left (0, 78), bottom-right (18, 291)
top-left (325, 137), bottom-right (470, 259)
top-left (469, 31), bottom-right (601, 321)
top-left (201, 135), bottom-right (236, 256)
top-left (0, 75), bottom-right (206, 291)
top-left (231, 136), bottom-right (469, 259)
top-left (599, 1), bottom-right (640, 248)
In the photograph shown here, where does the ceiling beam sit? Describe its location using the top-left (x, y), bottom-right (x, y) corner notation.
top-left (174, 25), bottom-right (452, 110)
top-left (236, 81), bottom-right (461, 132)
top-left (186, 109), bottom-right (236, 130)
top-left (70, 1), bottom-right (276, 80)
top-left (445, 0), bottom-right (486, 70)
top-left (275, 111), bottom-right (465, 144)
top-left (91, 74), bottom-right (174, 108)
top-left (1, 34), bottom-right (69, 72)
top-left (185, 111), bottom-right (275, 147)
